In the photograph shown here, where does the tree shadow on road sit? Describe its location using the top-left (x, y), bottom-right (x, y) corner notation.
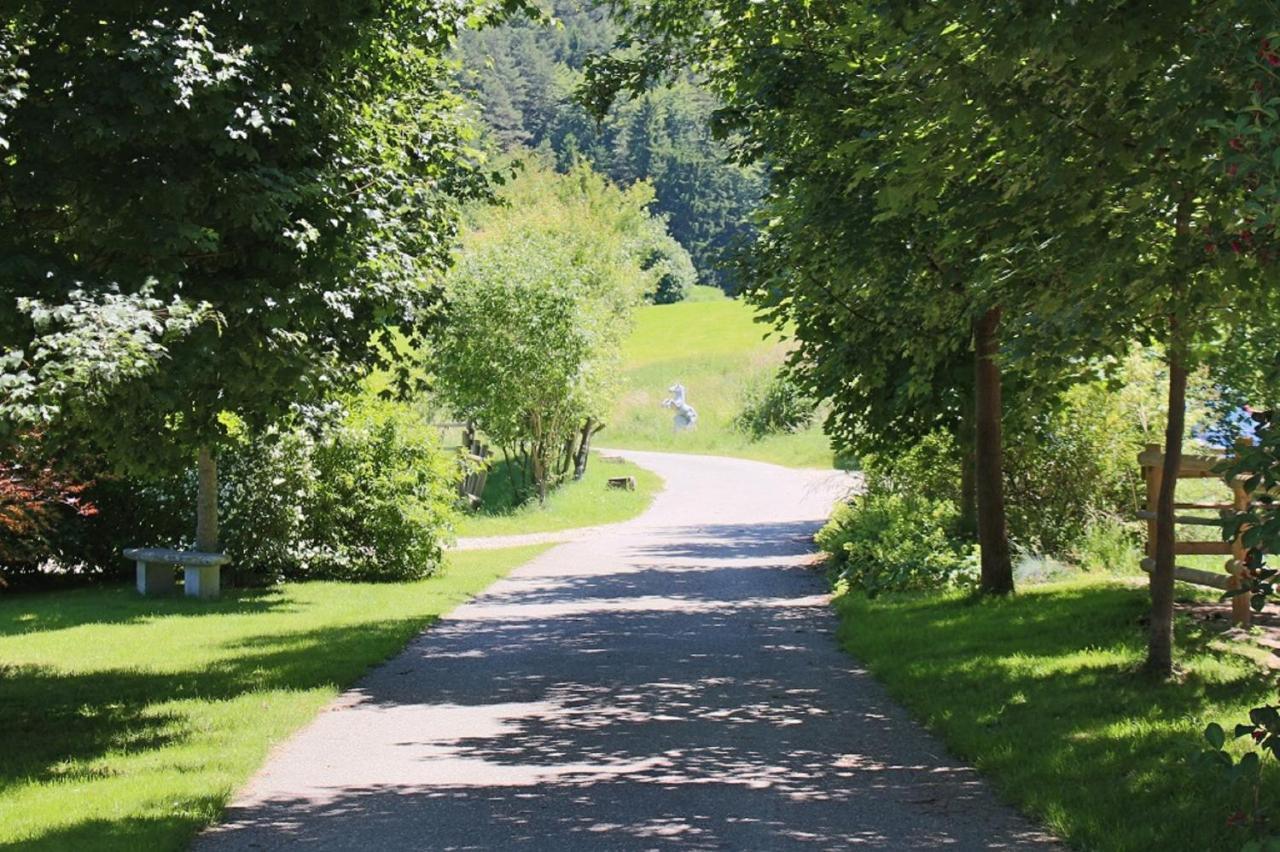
top-left (201, 519), bottom-right (1055, 850)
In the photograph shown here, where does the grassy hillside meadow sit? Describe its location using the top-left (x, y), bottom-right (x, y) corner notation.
top-left (607, 287), bottom-right (841, 469)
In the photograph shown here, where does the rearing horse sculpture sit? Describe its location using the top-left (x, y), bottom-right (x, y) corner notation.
top-left (661, 383), bottom-right (698, 431)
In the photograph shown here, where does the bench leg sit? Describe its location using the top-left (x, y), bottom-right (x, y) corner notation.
top-left (184, 564), bottom-right (221, 599)
top-left (136, 561), bottom-right (175, 595)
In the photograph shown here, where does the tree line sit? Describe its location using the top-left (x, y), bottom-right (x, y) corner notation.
top-left (458, 0), bottom-right (763, 293)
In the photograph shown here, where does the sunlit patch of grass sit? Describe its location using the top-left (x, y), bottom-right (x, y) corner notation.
top-left (455, 455), bottom-right (662, 538)
top-left (0, 545), bottom-right (549, 851)
top-left (610, 298), bottom-right (843, 469)
top-left (834, 576), bottom-right (1276, 851)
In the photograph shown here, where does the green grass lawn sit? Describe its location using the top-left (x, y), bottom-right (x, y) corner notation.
top-left (455, 455), bottom-right (662, 538)
top-left (834, 577), bottom-right (1276, 851)
top-left (609, 296), bottom-right (842, 469)
top-left (0, 545), bottom-right (549, 852)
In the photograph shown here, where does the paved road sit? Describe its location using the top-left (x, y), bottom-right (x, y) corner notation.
top-left (197, 451), bottom-right (1055, 851)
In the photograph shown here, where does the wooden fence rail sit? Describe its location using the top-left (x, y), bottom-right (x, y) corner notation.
top-left (1137, 443), bottom-right (1251, 626)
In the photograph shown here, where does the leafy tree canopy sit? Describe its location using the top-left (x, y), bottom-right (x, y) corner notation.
top-left (433, 158), bottom-right (662, 498)
top-left (0, 1), bottom-right (519, 474)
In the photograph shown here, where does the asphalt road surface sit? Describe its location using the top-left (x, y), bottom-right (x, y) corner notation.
top-left (196, 450), bottom-right (1055, 851)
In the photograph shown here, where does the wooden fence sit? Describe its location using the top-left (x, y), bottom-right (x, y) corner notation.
top-left (437, 421), bottom-right (491, 508)
top-left (1137, 443), bottom-right (1252, 626)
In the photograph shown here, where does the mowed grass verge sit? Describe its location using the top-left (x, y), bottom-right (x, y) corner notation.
top-left (834, 577), bottom-right (1276, 851)
top-left (0, 544), bottom-right (551, 851)
top-left (609, 291), bottom-right (841, 469)
top-left (456, 455), bottom-right (661, 538)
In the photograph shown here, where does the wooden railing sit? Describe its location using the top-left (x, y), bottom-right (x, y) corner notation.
top-left (1137, 443), bottom-right (1252, 626)
top-left (436, 421), bottom-right (491, 507)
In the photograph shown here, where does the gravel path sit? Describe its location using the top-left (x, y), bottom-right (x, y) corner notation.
top-left (196, 450), bottom-right (1056, 851)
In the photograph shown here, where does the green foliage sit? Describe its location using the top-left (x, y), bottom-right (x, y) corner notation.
top-left (298, 405), bottom-right (458, 582)
top-left (732, 369), bottom-right (816, 440)
top-left (1003, 380), bottom-right (1149, 556)
top-left (1070, 518), bottom-right (1144, 576)
top-left (458, 0), bottom-right (762, 291)
top-left (817, 494), bottom-right (977, 598)
top-left (857, 350), bottom-right (1182, 561)
top-left (0, 2), bottom-right (508, 475)
top-left (640, 217), bottom-right (698, 304)
top-left (433, 160), bottom-right (654, 499)
top-left (860, 432), bottom-right (963, 514)
top-left (0, 291), bottom-right (214, 444)
top-left (195, 403), bottom-right (458, 583)
top-left (4, 402), bottom-right (460, 585)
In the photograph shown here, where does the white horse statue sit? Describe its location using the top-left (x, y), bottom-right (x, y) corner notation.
top-left (661, 383), bottom-right (698, 431)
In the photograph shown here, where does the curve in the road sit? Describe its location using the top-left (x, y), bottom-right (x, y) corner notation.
top-left (196, 450), bottom-right (1056, 851)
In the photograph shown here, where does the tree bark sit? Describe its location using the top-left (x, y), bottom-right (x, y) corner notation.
top-left (1145, 332), bottom-right (1187, 677)
top-left (534, 448), bottom-right (548, 505)
top-left (973, 306), bottom-right (1014, 595)
top-left (573, 418), bottom-right (602, 481)
top-left (195, 446), bottom-right (219, 552)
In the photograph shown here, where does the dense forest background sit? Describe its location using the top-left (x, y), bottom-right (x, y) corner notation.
top-left (457, 0), bottom-right (763, 292)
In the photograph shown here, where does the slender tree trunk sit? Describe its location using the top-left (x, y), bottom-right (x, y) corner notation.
top-left (533, 445), bottom-right (548, 505)
top-left (195, 446), bottom-right (219, 552)
top-left (560, 435), bottom-right (575, 477)
top-left (973, 306), bottom-right (1014, 595)
top-left (1145, 330), bottom-right (1187, 677)
top-left (573, 419), bottom-right (601, 481)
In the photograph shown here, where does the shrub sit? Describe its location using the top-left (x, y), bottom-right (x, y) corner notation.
top-left (1003, 382), bottom-right (1146, 556)
top-left (0, 457), bottom-right (96, 576)
top-left (293, 405), bottom-right (457, 582)
top-left (1068, 516), bottom-right (1143, 574)
top-left (816, 493), bottom-right (978, 597)
top-left (860, 431), bottom-right (963, 512)
top-left (5, 401), bottom-right (460, 586)
top-left (733, 370), bottom-right (816, 439)
top-left (856, 367), bottom-right (1154, 557)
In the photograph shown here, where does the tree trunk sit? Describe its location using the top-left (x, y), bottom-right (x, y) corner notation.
top-left (573, 419), bottom-right (601, 481)
top-left (195, 446), bottom-right (219, 552)
top-left (560, 435), bottom-right (575, 477)
top-left (1145, 332), bottom-right (1187, 677)
top-left (973, 306), bottom-right (1014, 595)
top-left (533, 447), bottom-right (549, 505)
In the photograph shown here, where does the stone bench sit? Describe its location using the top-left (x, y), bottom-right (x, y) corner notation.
top-left (124, 548), bottom-right (230, 599)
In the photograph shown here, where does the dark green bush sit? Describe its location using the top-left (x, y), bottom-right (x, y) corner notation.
top-left (860, 431), bottom-right (963, 513)
top-left (293, 405), bottom-right (458, 581)
top-left (816, 493), bottom-right (977, 597)
top-left (6, 401), bottom-right (460, 585)
top-left (733, 370), bottom-right (817, 439)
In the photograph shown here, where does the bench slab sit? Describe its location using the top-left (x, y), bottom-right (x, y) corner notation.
top-left (123, 548), bottom-right (230, 566)
top-left (125, 548), bottom-right (230, 599)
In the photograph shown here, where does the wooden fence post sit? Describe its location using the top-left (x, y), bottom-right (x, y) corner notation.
top-left (1144, 442), bottom-right (1162, 560)
top-left (1229, 437), bottom-right (1255, 628)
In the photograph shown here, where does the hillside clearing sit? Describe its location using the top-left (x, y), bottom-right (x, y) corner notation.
top-left (608, 296), bottom-right (842, 469)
